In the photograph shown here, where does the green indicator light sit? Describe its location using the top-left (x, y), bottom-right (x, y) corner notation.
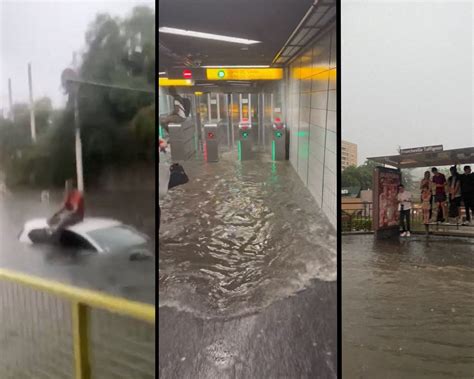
top-left (242, 132), bottom-right (248, 139)
top-left (272, 140), bottom-right (276, 161)
top-left (238, 141), bottom-right (242, 161)
top-left (275, 131), bottom-right (282, 138)
top-left (218, 70), bottom-right (225, 78)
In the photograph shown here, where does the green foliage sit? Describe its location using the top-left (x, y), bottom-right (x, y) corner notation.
top-left (0, 6), bottom-right (155, 188)
top-left (341, 160), bottom-right (377, 190)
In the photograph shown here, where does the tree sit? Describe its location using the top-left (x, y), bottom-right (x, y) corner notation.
top-left (342, 161), bottom-right (377, 190)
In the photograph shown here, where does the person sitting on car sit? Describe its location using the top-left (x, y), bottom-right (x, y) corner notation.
top-left (48, 179), bottom-right (84, 237)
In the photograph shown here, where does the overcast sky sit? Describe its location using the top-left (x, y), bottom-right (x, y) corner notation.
top-left (0, 0), bottom-right (154, 111)
top-left (342, 0), bottom-right (473, 164)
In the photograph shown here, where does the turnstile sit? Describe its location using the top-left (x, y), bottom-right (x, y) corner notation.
top-left (272, 119), bottom-right (287, 161)
top-left (238, 120), bottom-right (253, 160)
top-left (168, 119), bottom-right (195, 161)
top-left (204, 123), bottom-right (218, 162)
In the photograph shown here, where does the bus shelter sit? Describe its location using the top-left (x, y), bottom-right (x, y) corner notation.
top-left (367, 146), bottom-right (474, 238)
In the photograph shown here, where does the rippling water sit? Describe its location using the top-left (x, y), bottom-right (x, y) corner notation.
top-left (159, 152), bottom-right (336, 318)
top-left (342, 234), bottom-right (474, 378)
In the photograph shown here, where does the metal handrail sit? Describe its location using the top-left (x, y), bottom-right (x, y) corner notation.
top-left (0, 268), bottom-right (155, 379)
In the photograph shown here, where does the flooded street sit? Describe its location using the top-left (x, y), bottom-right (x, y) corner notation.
top-left (159, 152), bottom-right (337, 378)
top-left (0, 189), bottom-right (155, 304)
top-left (159, 151), bottom-right (336, 318)
top-left (343, 234), bottom-right (474, 378)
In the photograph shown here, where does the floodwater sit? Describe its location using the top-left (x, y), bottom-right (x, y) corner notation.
top-left (0, 189), bottom-right (155, 304)
top-left (159, 151), bottom-right (337, 318)
top-left (343, 234), bottom-right (474, 378)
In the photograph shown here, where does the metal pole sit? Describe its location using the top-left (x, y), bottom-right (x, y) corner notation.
top-left (28, 63), bottom-right (36, 142)
top-left (8, 78), bottom-right (13, 121)
top-left (225, 94), bottom-right (230, 147)
top-left (230, 95), bottom-right (235, 147)
top-left (239, 93), bottom-right (243, 122)
top-left (73, 87), bottom-right (84, 192)
top-left (207, 93), bottom-right (212, 122)
top-left (248, 93), bottom-right (252, 124)
top-left (262, 93), bottom-right (266, 148)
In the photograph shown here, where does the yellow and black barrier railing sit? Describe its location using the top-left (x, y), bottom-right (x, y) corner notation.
top-left (0, 268), bottom-right (155, 379)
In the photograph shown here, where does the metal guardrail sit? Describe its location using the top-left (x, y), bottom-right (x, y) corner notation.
top-left (341, 201), bottom-right (373, 232)
top-left (342, 201), bottom-right (471, 234)
top-left (0, 268), bottom-right (155, 379)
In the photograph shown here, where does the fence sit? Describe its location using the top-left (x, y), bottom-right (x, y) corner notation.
top-left (341, 201), bottom-right (373, 232)
top-left (0, 268), bottom-right (155, 379)
top-left (342, 201), bottom-right (469, 233)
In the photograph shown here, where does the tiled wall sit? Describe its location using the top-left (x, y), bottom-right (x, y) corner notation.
top-left (287, 26), bottom-right (337, 229)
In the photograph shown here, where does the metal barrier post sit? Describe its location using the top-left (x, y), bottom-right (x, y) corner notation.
top-left (73, 302), bottom-right (91, 379)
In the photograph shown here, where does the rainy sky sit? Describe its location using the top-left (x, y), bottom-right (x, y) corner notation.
top-left (342, 0), bottom-right (473, 164)
top-left (0, 0), bottom-right (155, 112)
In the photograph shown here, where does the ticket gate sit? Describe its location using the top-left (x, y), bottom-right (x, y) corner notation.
top-left (168, 119), bottom-right (195, 161)
top-left (272, 119), bottom-right (287, 161)
top-left (204, 123), bottom-right (218, 162)
top-left (238, 120), bottom-right (253, 160)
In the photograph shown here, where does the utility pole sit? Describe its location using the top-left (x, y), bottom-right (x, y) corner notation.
top-left (73, 85), bottom-right (84, 192)
top-left (28, 63), bottom-right (36, 142)
top-left (8, 78), bottom-right (13, 121)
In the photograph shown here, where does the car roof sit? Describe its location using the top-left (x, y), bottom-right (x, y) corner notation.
top-left (67, 218), bottom-right (122, 234)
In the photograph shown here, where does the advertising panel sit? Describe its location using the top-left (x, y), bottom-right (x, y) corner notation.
top-left (373, 167), bottom-right (401, 238)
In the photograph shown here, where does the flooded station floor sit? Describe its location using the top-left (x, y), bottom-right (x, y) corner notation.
top-left (342, 234), bottom-right (474, 378)
top-left (159, 152), bottom-right (337, 378)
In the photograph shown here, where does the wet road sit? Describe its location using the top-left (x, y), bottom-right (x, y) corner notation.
top-left (343, 234), bottom-right (474, 378)
top-left (159, 152), bottom-right (337, 377)
top-left (0, 189), bottom-right (155, 304)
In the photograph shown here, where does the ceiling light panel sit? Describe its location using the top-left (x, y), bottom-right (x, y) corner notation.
top-left (159, 27), bottom-right (261, 45)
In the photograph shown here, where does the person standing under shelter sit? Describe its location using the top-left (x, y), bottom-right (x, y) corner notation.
top-left (420, 170), bottom-right (432, 220)
top-left (447, 166), bottom-right (462, 223)
top-left (397, 184), bottom-right (412, 237)
top-left (460, 165), bottom-right (474, 225)
top-left (430, 167), bottom-right (447, 223)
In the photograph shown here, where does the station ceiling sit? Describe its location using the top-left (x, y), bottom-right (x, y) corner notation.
top-left (158, 0), bottom-right (315, 70)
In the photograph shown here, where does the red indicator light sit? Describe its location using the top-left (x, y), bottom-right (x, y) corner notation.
top-left (275, 117), bottom-right (281, 123)
top-left (242, 118), bottom-right (248, 122)
top-left (183, 69), bottom-right (192, 79)
top-left (207, 132), bottom-right (215, 139)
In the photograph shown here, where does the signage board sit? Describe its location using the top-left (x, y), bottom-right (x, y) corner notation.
top-left (373, 167), bottom-right (401, 239)
top-left (400, 145), bottom-right (443, 154)
top-left (206, 68), bottom-right (283, 80)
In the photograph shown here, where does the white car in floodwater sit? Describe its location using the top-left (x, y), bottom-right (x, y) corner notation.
top-left (19, 218), bottom-right (153, 259)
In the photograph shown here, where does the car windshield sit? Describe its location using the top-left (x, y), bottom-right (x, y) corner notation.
top-left (87, 226), bottom-right (148, 252)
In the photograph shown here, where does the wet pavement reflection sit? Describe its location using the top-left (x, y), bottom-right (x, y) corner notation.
top-left (159, 152), bottom-right (336, 318)
top-left (0, 189), bottom-right (155, 304)
top-left (343, 234), bottom-right (474, 378)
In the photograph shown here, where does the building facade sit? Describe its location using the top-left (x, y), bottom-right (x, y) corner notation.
top-left (342, 140), bottom-right (358, 170)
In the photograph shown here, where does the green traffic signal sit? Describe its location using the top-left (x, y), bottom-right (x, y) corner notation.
top-left (242, 132), bottom-right (248, 139)
top-left (275, 131), bottom-right (282, 138)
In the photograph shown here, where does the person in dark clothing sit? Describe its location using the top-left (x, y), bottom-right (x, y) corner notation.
top-left (460, 165), bottom-right (474, 225)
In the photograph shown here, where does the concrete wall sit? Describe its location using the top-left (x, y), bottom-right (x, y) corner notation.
top-left (287, 26), bottom-right (337, 229)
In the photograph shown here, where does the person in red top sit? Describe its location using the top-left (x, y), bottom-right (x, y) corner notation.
top-left (431, 167), bottom-right (447, 222)
top-left (48, 179), bottom-right (84, 237)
